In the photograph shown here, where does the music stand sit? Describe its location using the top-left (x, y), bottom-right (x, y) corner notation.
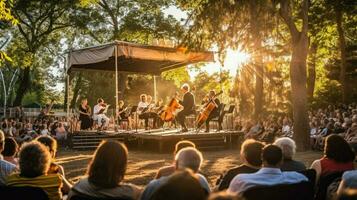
top-left (130, 106), bottom-right (138, 133)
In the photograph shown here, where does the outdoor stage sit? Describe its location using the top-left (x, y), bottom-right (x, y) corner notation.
top-left (69, 129), bottom-right (243, 153)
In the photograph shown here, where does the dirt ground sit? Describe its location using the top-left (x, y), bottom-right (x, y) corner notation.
top-left (57, 148), bottom-right (322, 188)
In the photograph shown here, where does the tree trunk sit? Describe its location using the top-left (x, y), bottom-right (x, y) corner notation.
top-left (13, 67), bottom-right (31, 106)
top-left (118, 73), bottom-right (127, 100)
top-left (335, 8), bottom-right (347, 103)
top-left (249, 0), bottom-right (264, 119)
top-left (307, 42), bottom-right (317, 100)
top-left (70, 75), bottom-right (82, 108)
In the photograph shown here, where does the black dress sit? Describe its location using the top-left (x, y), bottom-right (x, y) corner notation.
top-left (79, 105), bottom-right (92, 130)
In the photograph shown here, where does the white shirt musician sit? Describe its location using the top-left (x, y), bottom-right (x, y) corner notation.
top-left (93, 98), bottom-right (110, 129)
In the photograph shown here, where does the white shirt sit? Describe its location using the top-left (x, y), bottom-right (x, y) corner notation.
top-left (137, 101), bottom-right (148, 114)
top-left (0, 156), bottom-right (16, 185)
top-left (93, 104), bottom-right (105, 116)
top-left (228, 167), bottom-right (308, 194)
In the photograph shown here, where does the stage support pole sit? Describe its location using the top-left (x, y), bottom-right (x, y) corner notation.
top-left (153, 75), bottom-right (157, 103)
top-left (65, 55), bottom-right (70, 119)
top-left (114, 45), bottom-right (119, 121)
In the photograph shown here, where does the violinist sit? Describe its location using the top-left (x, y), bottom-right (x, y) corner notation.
top-left (78, 98), bottom-right (92, 130)
top-left (146, 95), bottom-right (160, 129)
top-left (93, 98), bottom-right (110, 130)
top-left (118, 100), bottom-right (132, 129)
top-left (137, 94), bottom-right (150, 130)
top-left (204, 90), bottom-right (221, 132)
top-left (176, 83), bottom-right (195, 132)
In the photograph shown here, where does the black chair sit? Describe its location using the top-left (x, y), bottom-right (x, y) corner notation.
top-left (243, 181), bottom-right (314, 200)
top-left (211, 103), bottom-right (226, 130)
top-left (0, 186), bottom-right (49, 200)
top-left (298, 169), bottom-right (317, 191)
top-left (224, 105), bottom-right (235, 130)
top-left (315, 171), bottom-right (344, 200)
top-left (70, 194), bottom-right (133, 200)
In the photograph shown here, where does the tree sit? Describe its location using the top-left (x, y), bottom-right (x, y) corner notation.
top-left (278, 0), bottom-right (310, 150)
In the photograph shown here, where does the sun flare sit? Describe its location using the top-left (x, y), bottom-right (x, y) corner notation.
top-left (223, 48), bottom-right (250, 71)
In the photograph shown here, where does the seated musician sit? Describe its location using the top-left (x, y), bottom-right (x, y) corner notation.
top-left (176, 83), bottom-right (195, 132)
top-left (93, 98), bottom-right (110, 130)
top-left (137, 94), bottom-right (150, 130)
top-left (118, 100), bottom-right (132, 129)
top-left (146, 95), bottom-right (160, 129)
top-left (204, 90), bottom-right (222, 132)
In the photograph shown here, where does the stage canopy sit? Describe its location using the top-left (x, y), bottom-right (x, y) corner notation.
top-left (67, 41), bottom-right (214, 75)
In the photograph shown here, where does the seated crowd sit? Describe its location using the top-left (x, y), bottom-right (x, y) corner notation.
top-left (1, 128), bottom-right (357, 200)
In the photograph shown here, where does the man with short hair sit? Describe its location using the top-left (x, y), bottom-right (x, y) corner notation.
top-left (228, 144), bottom-right (308, 194)
top-left (0, 130), bottom-right (17, 185)
top-left (93, 98), bottom-right (110, 129)
top-left (140, 147), bottom-right (210, 200)
top-left (216, 139), bottom-right (264, 190)
top-left (176, 83), bottom-right (195, 132)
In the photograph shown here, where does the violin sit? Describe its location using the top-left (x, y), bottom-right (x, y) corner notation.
top-left (196, 90), bottom-right (223, 129)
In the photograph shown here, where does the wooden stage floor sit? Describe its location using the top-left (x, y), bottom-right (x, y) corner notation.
top-left (70, 129), bottom-right (243, 152)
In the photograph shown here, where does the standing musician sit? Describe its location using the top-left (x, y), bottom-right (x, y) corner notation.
top-left (176, 83), bottom-right (195, 132)
top-left (78, 98), bottom-right (92, 130)
top-left (93, 98), bottom-right (110, 130)
top-left (204, 90), bottom-right (221, 132)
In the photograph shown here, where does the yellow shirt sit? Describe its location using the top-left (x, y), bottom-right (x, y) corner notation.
top-left (6, 173), bottom-right (62, 200)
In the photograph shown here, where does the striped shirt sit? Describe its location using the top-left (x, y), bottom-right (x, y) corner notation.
top-left (0, 155), bottom-right (17, 185)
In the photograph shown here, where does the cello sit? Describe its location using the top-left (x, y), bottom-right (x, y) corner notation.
top-left (160, 94), bottom-right (182, 122)
top-left (196, 90), bottom-right (223, 129)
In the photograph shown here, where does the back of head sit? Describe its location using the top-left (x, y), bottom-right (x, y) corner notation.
top-left (3, 137), bottom-right (18, 157)
top-left (324, 134), bottom-right (355, 163)
top-left (273, 137), bottom-right (296, 160)
top-left (208, 192), bottom-right (241, 200)
top-left (174, 140), bottom-right (196, 155)
top-left (181, 83), bottom-right (190, 92)
top-left (37, 136), bottom-right (57, 156)
top-left (88, 140), bottom-right (128, 188)
top-left (337, 188), bottom-right (357, 200)
top-left (240, 139), bottom-right (264, 167)
top-left (262, 145), bottom-right (283, 167)
top-left (19, 141), bottom-right (51, 178)
top-left (175, 147), bottom-right (203, 173)
top-left (150, 170), bottom-right (207, 200)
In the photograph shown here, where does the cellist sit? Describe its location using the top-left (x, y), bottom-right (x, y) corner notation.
top-left (203, 90), bottom-right (221, 132)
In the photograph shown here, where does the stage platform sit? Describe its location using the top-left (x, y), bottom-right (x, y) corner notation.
top-left (69, 129), bottom-right (243, 152)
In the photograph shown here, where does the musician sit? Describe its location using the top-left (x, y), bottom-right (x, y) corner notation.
top-left (176, 83), bottom-right (195, 132)
top-left (118, 100), bottom-right (132, 129)
top-left (137, 94), bottom-right (150, 130)
top-left (78, 98), bottom-right (92, 130)
top-left (204, 90), bottom-right (221, 132)
top-left (93, 98), bottom-right (110, 130)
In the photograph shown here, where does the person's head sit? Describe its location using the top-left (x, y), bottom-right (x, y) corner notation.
top-left (118, 100), bottom-right (124, 108)
top-left (150, 170), bottom-right (207, 200)
top-left (324, 134), bottom-right (355, 163)
top-left (273, 137), bottom-right (297, 160)
top-left (87, 140), bottom-right (128, 188)
top-left (337, 188), bottom-right (357, 200)
top-left (36, 136), bottom-right (58, 158)
top-left (174, 140), bottom-right (196, 155)
top-left (3, 138), bottom-right (18, 158)
top-left (81, 98), bottom-right (88, 105)
top-left (181, 83), bottom-right (190, 93)
top-left (0, 130), bottom-right (4, 153)
top-left (209, 90), bottom-right (216, 98)
top-left (97, 98), bottom-right (104, 104)
top-left (240, 139), bottom-right (264, 167)
top-left (262, 144), bottom-right (283, 168)
top-left (140, 94), bottom-right (147, 102)
top-left (175, 147), bottom-right (203, 173)
top-left (18, 141), bottom-right (51, 178)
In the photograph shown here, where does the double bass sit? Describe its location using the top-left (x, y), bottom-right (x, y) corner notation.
top-left (160, 94), bottom-right (181, 122)
top-left (196, 91), bottom-right (223, 129)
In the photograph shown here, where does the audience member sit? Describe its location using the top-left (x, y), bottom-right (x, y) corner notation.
top-left (208, 191), bottom-right (241, 200)
top-left (274, 137), bottom-right (306, 171)
top-left (311, 134), bottom-right (355, 183)
top-left (228, 144), bottom-right (308, 194)
top-left (2, 137), bottom-right (19, 166)
top-left (155, 140), bottom-right (196, 179)
top-left (0, 130), bottom-right (17, 185)
top-left (6, 141), bottom-right (63, 200)
top-left (68, 140), bottom-right (141, 200)
top-left (216, 139), bottom-right (264, 190)
top-left (149, 170), bottom-right (208, 200)
top-left (337, 170), bottom-right (357, 196)
top-left (141, 147), bottom-right (210, 200)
